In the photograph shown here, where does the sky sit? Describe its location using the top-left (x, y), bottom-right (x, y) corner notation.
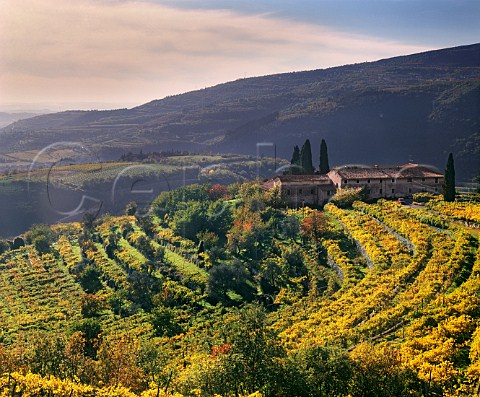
top-left (0, 0), bottom-right (479, 111)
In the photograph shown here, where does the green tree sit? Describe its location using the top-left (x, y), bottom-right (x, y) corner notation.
top-left (139, 340), bottom-right (169, 397)
top-left (0, 240), bottom-right (10, 255)
top-left (127, 269), bottom-right (162, 310)
top-left (444, 152), bottom-right (456, 202)
top-left (150, 307), bottom-right (183, 337)
top-left (220, 304), bottom-right (283, 395)
top-left (207, 260), bottom-right (255, 304)
top-left (82, 211), bottom-right (97, 232)
top-left (319, 138), bottom-right (330, 174)
top-left (33, 234), bottom-right (52, 254)
top-left (290, 145), bottom-right (301, 174)
top-left (70, 317), bottom-right (102, 359)
top-left (25, 224), bottom-right (55, 254)
top-left (29, 332), bottom-right (66, 378)
top-left (11, 236), bottom-right (25, 250)
top-left (300, 139), bottom-right (314, 175)
top-left (171, 201), bottom-right (208, 241)
top-left (282, 214), bottom-right (300, 240)
top-left (207, 200), bottom-right (233, 237)
top-left (78, 265), bottom-right (103, 293)
top-left (125, 201), bottom-right (138, 216)
top-left (284, 345), bottom-right (352, 397)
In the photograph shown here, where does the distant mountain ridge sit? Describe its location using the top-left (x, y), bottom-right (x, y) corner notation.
top-left (1, 43), bottom-right (479, 179)
top-left (0, 111), bottom-right (44, 129)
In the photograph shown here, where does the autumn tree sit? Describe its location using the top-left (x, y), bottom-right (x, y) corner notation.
top-left (96, 334), bottom-right (146, 393)
top-left (80, 293), bottom-right (105, 318)
top-left (300, 210), bottom-right (330, 241)
top-left (226, 207), bottom-right (270, 259)
top-left (208, 184), bottom-right (230, 200)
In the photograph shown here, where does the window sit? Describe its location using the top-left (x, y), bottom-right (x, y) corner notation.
top-left (407, 177), bottom-right (412, 183)
top-left (408, 188), bottom-right (412, 193)
top-left (391, 179), bottom-right (395, 183)
top-left (422, 177), bottom-right (425, 182)
top-left (435, 188), bottom-right (438, 192)
top-left (435, 177), bottom-right (439, 184)
top-left (379, 189), bottom-right (383, 194)
top-left (344, 179), bottom-right (348, 184)
top-left (287, 189), bottom-right (290, 195)
top-left (299, 188), bottom-right (303, 194)
top-left (356, 179), bottom-right (359, 183)
top-left (311, 188), bottom-right (315, 194)
top-left (367, 179), bottom-right (370, 183)
top-left (392, 189), bottom-right (395, 194)
top-left (327, 191), bottom-right (331, 196)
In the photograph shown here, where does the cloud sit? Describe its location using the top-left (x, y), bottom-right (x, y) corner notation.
top-left (0, 0), bottom-right (432, 108)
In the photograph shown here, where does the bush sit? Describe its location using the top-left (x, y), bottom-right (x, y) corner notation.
top-left (149, 307), bottom-right (183, 337)
top-left (80, 294), bottom-right (105, 318)
top-left (412, 192), bottom-right (439, 203)
top-left (25, 224), bottom-right (56, 254)
top-left (12, 236), bottom-right (25, 250)
top-left (0, 240), bottom-right (10, 255)
top-left (330, 187), bottom-right (365, 208)
top-left (79, 266), bottom-right (103, 293)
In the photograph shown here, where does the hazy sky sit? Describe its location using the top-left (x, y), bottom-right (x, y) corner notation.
top-left (1, 0), bottom-right (479, 111)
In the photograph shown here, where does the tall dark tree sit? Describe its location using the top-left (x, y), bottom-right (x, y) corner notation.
top-left (319, 139), bottom-right (330, 174)
top-left (444, 152), bottom-right (456, 202)
top-left (290, 145), bottom-right (301, 175)
top-left (300, 139), bottom-right (314, 175)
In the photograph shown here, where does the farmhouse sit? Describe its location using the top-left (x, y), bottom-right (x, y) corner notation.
top-left (266, 163), bottom-right (444, 207)
top-left (265, 174), bottom-right (335, 207)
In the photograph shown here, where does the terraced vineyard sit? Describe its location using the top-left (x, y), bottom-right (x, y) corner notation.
top-left (277, 199), bottom-right (480, 393)
top-left (0, 186), bottom-right (478, 396)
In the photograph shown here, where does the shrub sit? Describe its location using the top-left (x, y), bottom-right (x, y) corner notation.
top-left (330, 187), bottom-right (365, 208)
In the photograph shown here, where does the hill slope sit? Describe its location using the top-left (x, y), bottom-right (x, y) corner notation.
top-left (0, 183), bottom-right (479, 396)
top-left (1, 43), bottom-right (479, 179)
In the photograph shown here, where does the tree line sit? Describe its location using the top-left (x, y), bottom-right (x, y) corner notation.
top-left (288, 138), bottom-right (330, 175)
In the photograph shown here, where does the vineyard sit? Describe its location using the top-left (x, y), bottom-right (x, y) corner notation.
top-left (2, 154), bottom-right (284, 190)
top-left (0, 184), bottom-right (479, 396)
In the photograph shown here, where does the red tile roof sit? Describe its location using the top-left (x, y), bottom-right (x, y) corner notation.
top-left (330, 164), bottom-right (443, 179)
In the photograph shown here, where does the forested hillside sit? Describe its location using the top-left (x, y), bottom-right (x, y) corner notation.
top-left (1, 43), bottom-right (479, 180)
top-left (0, 181), bottom-right (479, 396)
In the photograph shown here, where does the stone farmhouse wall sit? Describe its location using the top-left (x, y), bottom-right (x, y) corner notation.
top-left (266, 164), bottom-right (444, 207)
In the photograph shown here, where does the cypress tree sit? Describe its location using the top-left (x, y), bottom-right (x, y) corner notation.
top-left (444, 152), bottom-right (456, 202)
top-left (300, 139), bottom-right (314, 175)
top-left (319, 139), bottom-right (330, 174)
top-left (290, 145), bottom-right (301, 174)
